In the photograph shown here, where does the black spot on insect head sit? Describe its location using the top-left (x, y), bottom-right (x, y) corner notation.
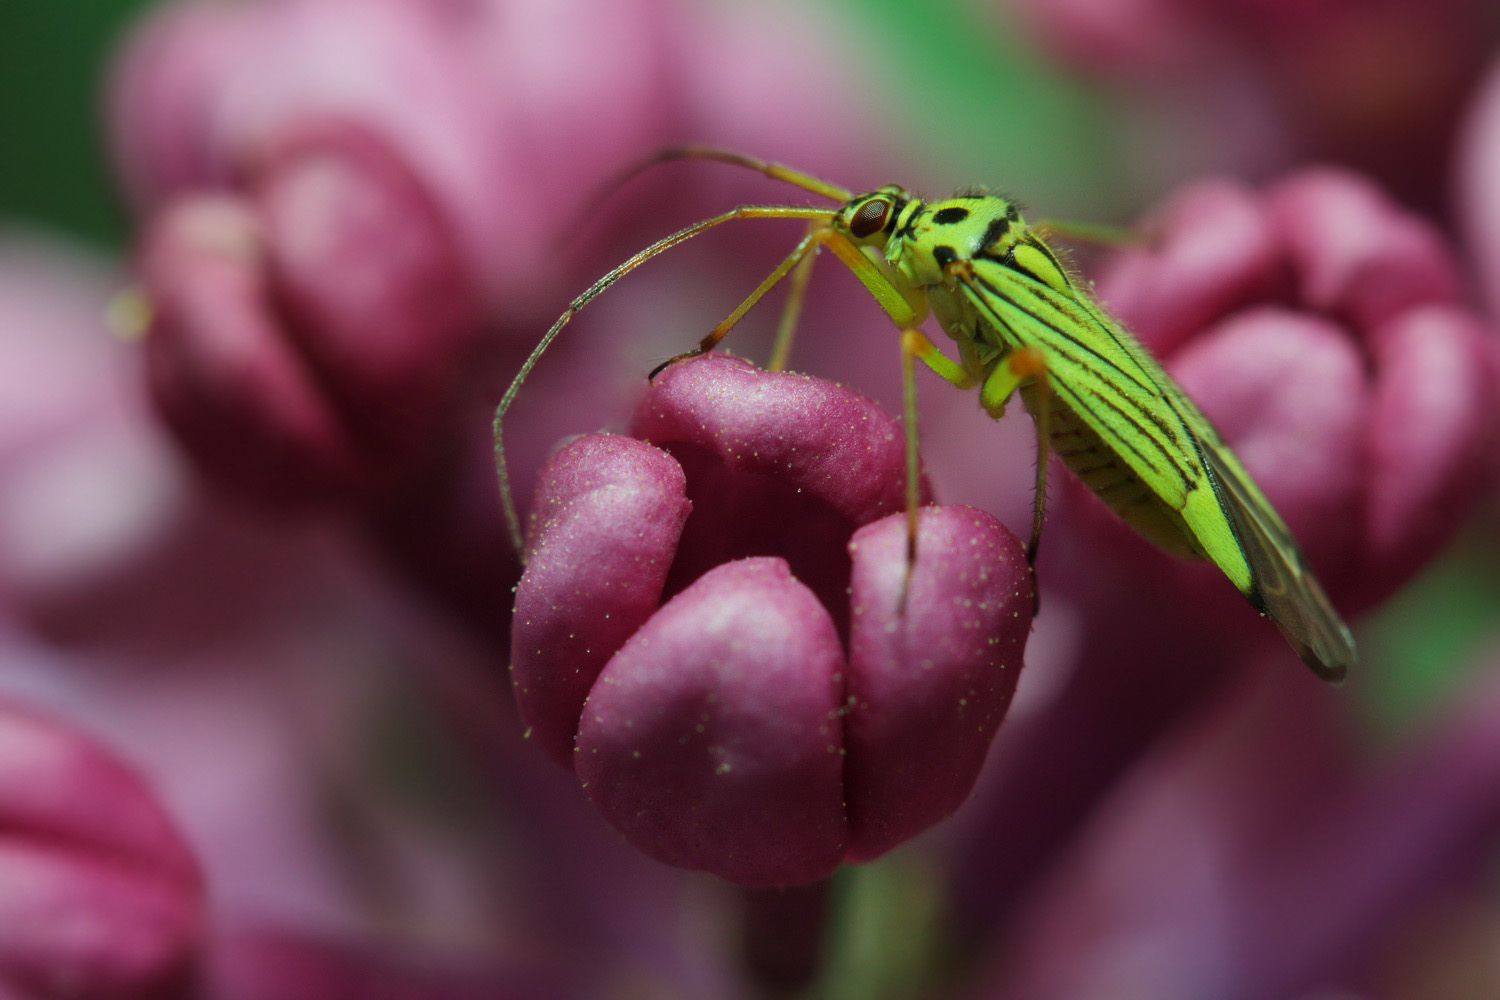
top-left (932, 206), bottom-right (970, 225)
top-left (932, 245), bottom-right (958, 267)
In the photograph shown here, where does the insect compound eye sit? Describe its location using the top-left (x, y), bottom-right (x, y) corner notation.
top-left (849, 198), bottom-right (892, 239)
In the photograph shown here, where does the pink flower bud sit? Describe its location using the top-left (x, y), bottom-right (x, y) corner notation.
top-left (0, 236), bottom-right (181, 628)
top-left (1458, 54), bottom-right (1500, 320)
top-left (513, 356), bottom-right (1032, 885)
top-left (842, 507), bottom-right (1031, 861)
top-left (1002, 0), bottom-right (1491, 201)
top-left (138, 118), bottom-right (483, 508)
top-left (108, 0), bottom-right (680, 310)
top-left (208, 927), bottom-right (565, 1000)
top-left (576, 557), bottom-right (850, 888)
top-left (0, 702), bottom-right (202, 999)
top-left (511, 434), bottom-right (692, 767)
top-left (0, 233), bottom-right (272, 643)
top-left (1090, 168), bottom-right (1499, 614)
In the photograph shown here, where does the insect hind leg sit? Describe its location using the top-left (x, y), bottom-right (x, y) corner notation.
top-left (980, 347), bottom-right (1050, 614)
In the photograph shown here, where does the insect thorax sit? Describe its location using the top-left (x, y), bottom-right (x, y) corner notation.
top-left (893, 195), bottom-right (1025, 287)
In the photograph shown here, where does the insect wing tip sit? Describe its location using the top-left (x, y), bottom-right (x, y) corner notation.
top-left (1283, 617), bottom-right (1356, 685)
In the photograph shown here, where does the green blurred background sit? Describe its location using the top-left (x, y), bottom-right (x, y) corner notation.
top-left (0, 0), bottom-right (152, 246)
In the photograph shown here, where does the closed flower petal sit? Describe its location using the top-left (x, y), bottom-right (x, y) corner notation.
top-left (511, 435), bottom-right (691, 766)
top-left (844, 507), bottom-right (1031, 861)
top-left (513, 356), bottom-right (1033, 884)
top-left (576, 558), bottom-right (850, 888)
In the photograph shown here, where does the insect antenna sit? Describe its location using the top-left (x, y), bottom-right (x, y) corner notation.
top-left (579, 146), bottom-right (854, 223)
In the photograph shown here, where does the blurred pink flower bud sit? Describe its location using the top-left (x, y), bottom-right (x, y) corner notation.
top-left (1088, 168), bottom-right (1500, 614)
top-left (0, 232), bottom-right (305, 645)
top-left (1458, 54), bottom-right (1500, 321)
top-left (976, 647), bottom-right (1500, 1000)
top-left (108, 0), bottom-right (680, 310)
top-left (512, 356), bottom-right (1032, 885)
top-left (138, 118), bottom-right (483, 507)
top-left (0, 235), bottom-right (183, 631)
top-left (0, 702), bottom-right (202, 999)
top-left (108, 0), bottom-right (879, 533)
top-left (1004, 0), bottom-right (1491, 201)
top-left (208, 927), bottom-right (566, 1000)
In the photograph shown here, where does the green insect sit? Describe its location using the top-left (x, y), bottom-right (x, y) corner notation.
top-left (495, 148), bottom-right (1356, 682)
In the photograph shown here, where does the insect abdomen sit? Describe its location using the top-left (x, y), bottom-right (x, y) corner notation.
top-left (1032, 387), bottom-right (1205, 562)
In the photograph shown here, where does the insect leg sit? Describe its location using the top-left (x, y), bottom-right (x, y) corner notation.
top-left (1015, 350), bottom-right (1052, 567)
top-left (497, 204), bottom-right (836, 558)
top-left (976, 347), bottom-right (1051, 613)
top-left (610, 146), bottom-right (855, 202)
top-left (894, 328), bottom-right (978, 608)
top-left (813, 232), bottom-right (937, 601)
top-left (768, 221), bottom-right (821, 372)
top-left (896, 329), bottom-right (925, 610)
top-left (904, 329), bottom-right (977, 390)
top-left (969, 346), bottom-right (1052, 550)
top-left (820, 232), bottom-right (928, 329)
top-left (976, 348), bottom-right (1052, 564)
top-left (651, 224), bottom-right (832, 377)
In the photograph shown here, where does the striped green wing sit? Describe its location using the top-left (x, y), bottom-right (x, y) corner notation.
top-left (959, 252), bottom-right (1354, 680)
top-left (1194, 438), bottom-right (1355, 681)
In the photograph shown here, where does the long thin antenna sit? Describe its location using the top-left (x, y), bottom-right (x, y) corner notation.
top-left (574, 146), bottom-right (854, 230)
top-left (639, 146), bottom-right (854, 201)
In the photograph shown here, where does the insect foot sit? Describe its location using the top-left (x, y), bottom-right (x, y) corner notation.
top-left (509, 355), bottom-right (1033, 886)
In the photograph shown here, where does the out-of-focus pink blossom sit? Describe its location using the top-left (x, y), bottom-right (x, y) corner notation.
top-left (0, 701), bottom-right (202, 999)
top-left (0, 234), bottom-right (180, 631)
top-left (109, 0), bottom-right (677, 309)
top-left (137, 118), bottom-right (485, 508)
top-left (1092, 167), bottom-right (1499, 615)
top-left (0, 232), bottom-right (314, 646)
top-left (968, 645), bottom-right (1500, 1000)
top-left (1458, 54), bottom-right (1500, 323)
top-left (108, 0), bottom-right (668, 512)
top-left (513, 355), bottom-right (1032, 885)
top-left (108, 0), bottom-right (876, 318)
top-left (1004, 0), bottom-right (1493, 202)
top-left (207, 927), bottom-right (567, 1000)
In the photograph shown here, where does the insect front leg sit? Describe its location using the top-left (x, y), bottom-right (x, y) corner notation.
top-left (817, 232), bottom-right (944, 606)
top-left (648, 225), bottom-right (831, 379)
top-left (768, 221), bottom-right (821, 372)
